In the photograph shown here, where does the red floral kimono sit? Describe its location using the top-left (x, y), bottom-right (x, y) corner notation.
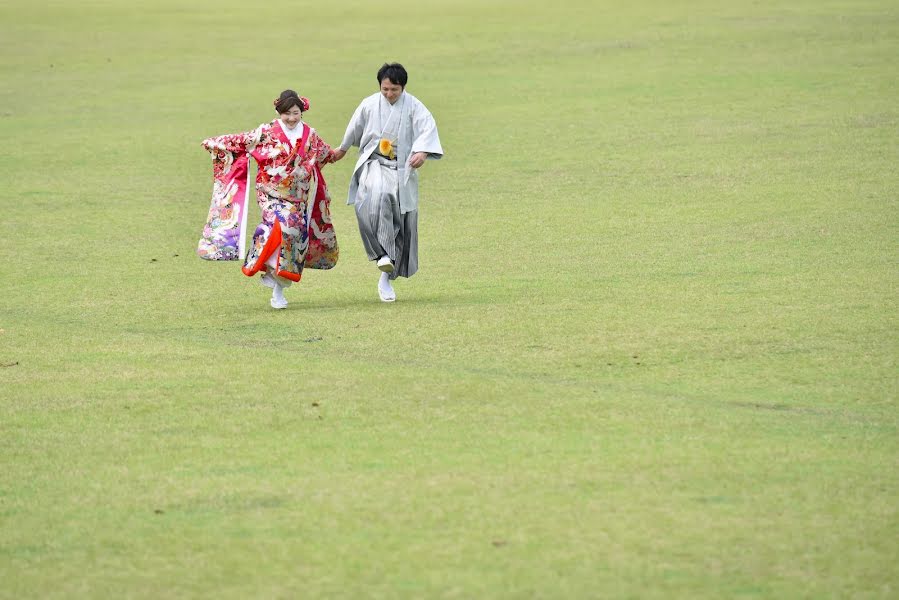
top-left (198, 120), bottom-right (338, 282)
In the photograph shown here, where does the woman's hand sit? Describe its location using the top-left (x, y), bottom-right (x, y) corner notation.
top-left (330, 148), bottom-right (347, 163)
top-left (409, 152), bottom-right (428, 169)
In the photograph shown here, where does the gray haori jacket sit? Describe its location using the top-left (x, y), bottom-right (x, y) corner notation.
top-left (340, 91), bottom-right (443, 214)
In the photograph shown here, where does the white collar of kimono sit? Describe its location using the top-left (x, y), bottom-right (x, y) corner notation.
top-left (380, 92), bottom-right (405, 135)
top-left (277, 119), bottom-right (304, 146)
top-left (381, 92), bottom-right (405, 111)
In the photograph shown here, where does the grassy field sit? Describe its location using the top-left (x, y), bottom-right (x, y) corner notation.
top-left (1, 0), bottom-right (897, 597)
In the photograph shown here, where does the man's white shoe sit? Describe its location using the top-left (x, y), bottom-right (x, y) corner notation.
top-left (270, 297), bottom-right (288, 309)
top-left (377, 256), bottom-right (394, 273)
top-left (261, 273), bottom-right (277, 289)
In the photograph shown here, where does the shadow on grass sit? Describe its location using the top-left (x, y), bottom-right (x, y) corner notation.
top-left (274, 289), bottom-right (510, 311)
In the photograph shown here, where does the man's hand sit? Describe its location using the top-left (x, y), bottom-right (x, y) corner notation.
top-left (330, 148), bottom-right (347, 163)
top-left (409, 152), bottom-right (428, 169)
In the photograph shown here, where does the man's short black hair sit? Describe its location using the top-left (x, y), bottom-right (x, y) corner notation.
top-left (377, 62), bottom-right (408, 87)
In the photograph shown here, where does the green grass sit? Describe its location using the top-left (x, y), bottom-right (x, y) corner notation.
top-left (1, 0), bottom-right (897, 597)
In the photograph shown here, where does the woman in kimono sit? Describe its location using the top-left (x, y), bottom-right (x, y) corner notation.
top-left (198, 90), bottom-right (339, 309)
top-left (330, 63), bottom-right (442, 303)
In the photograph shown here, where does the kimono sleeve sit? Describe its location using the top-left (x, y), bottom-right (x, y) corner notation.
top-left (339, 102), bottom-right (367, 151)
top-left (307, 129), bottom-right (332, 164)
top-left (410, 104), bottom-right (443, 159)
top-left (201, 129), bottom-right (259, 155)
top-left (197, 126), bottom-right (263, 261)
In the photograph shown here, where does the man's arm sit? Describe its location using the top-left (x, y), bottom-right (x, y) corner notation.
top-left (330, 102), bottom-right (367, 163)
top-left (408, 103), bottom-right (443, 168)
top-left (340, 103), bottom-right (366, 151)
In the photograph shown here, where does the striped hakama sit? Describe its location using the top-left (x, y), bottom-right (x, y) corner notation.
top-left (354, 154), bottom-right (418, 279)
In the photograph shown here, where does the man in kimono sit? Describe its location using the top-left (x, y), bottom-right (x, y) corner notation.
top-left (330, 63), bottom-right (443, 302)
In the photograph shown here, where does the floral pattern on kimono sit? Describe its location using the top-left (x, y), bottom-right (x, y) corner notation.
top-left (198, 120), bottom-right (338, 281)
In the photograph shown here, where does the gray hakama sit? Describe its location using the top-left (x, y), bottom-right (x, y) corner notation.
top-left (354, 155), bottom-right (418, 279)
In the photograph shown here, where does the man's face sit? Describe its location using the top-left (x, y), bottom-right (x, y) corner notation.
top-left (380, 79), bottom-right (404, 105)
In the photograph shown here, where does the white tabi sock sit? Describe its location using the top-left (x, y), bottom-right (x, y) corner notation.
top-left (270, 283), bottom-right (288, 309)
top-left (272, 282), bottom-right (287, 304)
top-left (378, 272), bottom-right (396, 302)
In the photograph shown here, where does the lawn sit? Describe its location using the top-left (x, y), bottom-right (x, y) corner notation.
top-left (0, 0), bottom-right (896, 597)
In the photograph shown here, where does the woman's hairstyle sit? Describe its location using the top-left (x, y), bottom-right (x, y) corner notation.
top-left (377, 63), bottom-right (408, 87)
top-left (273, 89), bottom-right (310, 113)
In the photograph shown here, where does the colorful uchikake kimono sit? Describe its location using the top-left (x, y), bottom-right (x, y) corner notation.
top-left (197, 120), bottom-right (338, 283)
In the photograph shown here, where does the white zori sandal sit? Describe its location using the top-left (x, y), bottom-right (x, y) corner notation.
top-left (377, 256), bottom-right (394, 273)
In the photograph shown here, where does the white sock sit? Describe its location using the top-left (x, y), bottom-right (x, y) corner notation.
top-left (378, 272), bottom-right (396, 300)
top-left (272, 282), bottom-right (286, 303)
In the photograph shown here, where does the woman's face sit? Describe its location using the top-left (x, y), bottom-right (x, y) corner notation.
top-left (280, 106), bottom-right (302, 128)
top-left (380, 79), bottom-right (404, 105)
